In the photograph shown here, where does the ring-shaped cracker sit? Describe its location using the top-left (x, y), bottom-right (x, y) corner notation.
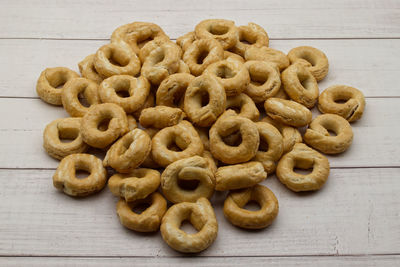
top-left (139, 106), bottom-right (185, 129)
top-left (116, 192), bottom-right (167, 232)
top-left (43, 118), bottom-right (88, 160)
top-left (176, 31), bottom-right (196, 52)
top-left (224, 51), bottom-right (245, 63)
top-left (288, 46), bottom-right (329, 82)
top-left (195, 19), bottom-right (238, 49)
top-left (226, 93), bottom-right (259, 121)
top-left (160, 198), bottom-right (218, 253)
top-left (53, 153), bottom-right (107, 197)
top-left (231, 22), bottom-right (269, 57)
top-left (78, 54), bottom-right (103, 84)
top-left (108, 168), bottom-right (160, 201)
top-left (304, 114), bottom-right (353, 154)
top-left (264, 98), bottom-right (312, 127)
top-left (36, 67), bottom-right (79, 105)
top-left (276, 143), bottom-right (330, 192)
top-left (81, 103), bottom-right (129, 149)
top-left (156, 73), bottom-right (195, 108)
top-left (223, 184), bottom-right (279, 229)
top-left (151, 120), bottom-right (204, 167)
top-left (245, 46), bottom-right (289, 71)
top-left (318, 85), bottom-right (365, 122)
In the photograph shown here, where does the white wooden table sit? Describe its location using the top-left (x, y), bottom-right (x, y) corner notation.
top-left (0, 0), bottom-right (399, 266)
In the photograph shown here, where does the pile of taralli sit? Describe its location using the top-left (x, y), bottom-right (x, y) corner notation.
top-left (37, 19), bottom-right (366, 253)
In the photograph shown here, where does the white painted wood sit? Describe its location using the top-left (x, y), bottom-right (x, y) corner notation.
top-left (0, 98), bottom-right (397, 169)
top-left (0, 168), bottom-right (398, 257)
top-left (0, 255), bottom-right (399, 267)
top-left (1, 39), bottom-right (399, 98)
top-left (0, 0), bottom-right (399, 39)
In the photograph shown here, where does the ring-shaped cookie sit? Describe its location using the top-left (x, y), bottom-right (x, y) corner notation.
top-left (62, 78), bottom-right (101, 117)
top-left (156, 73), bottom-right (195, 108)
top-left (99, 75), bottom-right (150, 113)
top-left (53, 153), bottom-right (107, 197)
top-left (139, 37), bottom-right (176, 63)
top-left (108, 168), bottom-right (160, 201)
top-left (81, 103), bottom-right (129, 149)
top-left (224, 51), bottom-right (245, 63)
top-left (111, 22), bottom-right (168, 55)
top-left (215, 161), bottom-right (266, 191)
top-left (176, 31), bottom-right (196, 52)
top-left (318, 85), bottom-right (366, 122)
top-left (78, 54), bottom-right (103, 84)
top-left (183, 39), bottom-right (224, 76)
top-left (231, 22), bottom-right (269, 57)
top-left (282, 63), bottom-right (319, 108)
top-left (244, 60), bottom-right (281, 103)
top-left (203, 59), bottom-right (250, 96)
top-left (210, 111), bottom-right (259, 164)
top-left (178, 60), bottom-right (190, 73)
top-left (132, 91), bottom-right (155, 119)
top-left (94, 42), bottom-right (140, 78)
top-left (223, 184), bottom-right (279, 229)
top-left (161, 156), bottom-right (215, 203)
top-left (116, 192), bottom-right (167, 232)
top-left (43, 118), bottom-right (88, 160)
top-left (288, 46), bottom-right (329, 82)
top-left (245, 46), bottom-right (290, 71)
top-left (195, 19), bottom-right (238, 49)
top-left (152, 120), bottom-right (204, 167)
top-left (139, 106), bottom-right (185, 129)
top-left (253, 122), bottom-right (284, 174)
top-left (264, 98), bottom-right (312, 127)
top-left (160, 198), bottom-right (218, 253)
top-left (261, 116), bottom-right (302, 153)
top-left (103, 129), bottom-right (151, 172)
top-left (226, 93), bottom-right (259, 121)
top-left (36, 67), bottom-right (79, 105)
top-left (184, 74), bottom-right (226, 127)
top-left (276, 143), bottom-right (330, 192)
top-left (304, 114), bottom-right (353, 154)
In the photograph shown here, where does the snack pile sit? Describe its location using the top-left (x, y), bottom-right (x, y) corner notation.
top-left (37, 19), bottom-right (366, 253)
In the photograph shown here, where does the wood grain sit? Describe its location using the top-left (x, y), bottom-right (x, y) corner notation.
top-left (0, 0), bottom-right (399, 39)
top-left (1, 38), bottom-right (399, 98)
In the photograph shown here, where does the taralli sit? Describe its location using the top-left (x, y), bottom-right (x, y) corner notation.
top-left (132, 92), bottom-right (155, 119)
top-left (274, 85), bottom-right (289, 100)
top-left (151, 120), bottom-right (204, 167)
top-left (139, 106), bottom-right (185, 129)
top-left (43, 118), bottom-right (88, 160)
top-left (36, 67), bottom-right (79, 105)
top-left (178, 60), bottom-right (190, 73)
top-left (244, 46), bottom-right (290, 71)
top-left (210, 111), bottom-right (259, 164)
top-left (156, 73), bottom-right (195, 108)
top-left (253, 122), bottom-right (284, 174)
top-left (261, 116), bottom-right (302, 153)
top-left (161, 156), bottom-right (215, 203)
top-left (99, 75), bottom-right (150, 113)
top-left (140, 127), bottom-right (161, 169)
top-left (127, 115), bottom-right (138, 131)
top-left (288, 46), bottom-right (329, 82)
top-left (231, 22), bottom-right (269, 57)
top-left (183, 38), bottom-right (224, 76)
top-left (103, 129), bottom-right (152, 172)
top-left (184, 74), bottom-right (226, 127)
top-left (81, 103), bottom-right (129, 148)
top-left (139, 37), bottom-right (174, 63)
top-left (318, 85), bottom-right (366, 122)
top-left (215, 161), bottom-right (266, 191)
top-left (304, 114), bottom-right (353, 154)
top-left (264, 98), bottom-right (312, 127)
top-left (224, 51), bottom-right (245, 63)
top-left (160, 198), bottom-right (218, 253)
top-left (53, 153), bottom-right (107, 197)
top-left (203, 59), bottom-right (250, 96)
top-left (141, 41), bottom-right (181, 85)
top-left (226, 93), bottom-right (259, 121)
top-left (244, 60), bottom-right (281, 103)
top-left (62, 77), bottom-right (101, 117)
top-left (176, 31), bottom-right (196, 52)
top-left (195, 127), bottom-right (210, 151)
top-left (108, 168), bottom-right (160, 201)
top-left (195, 19), bottom-right (238, 50)
top-left (111, 22), bottom-right (168, 55)
top-left (276, 143), bottom-right (330, 192)
top-left (94, 42), bottom-right (141, 78)
top-left (202, 150), bottom-right (218, 174)
top-left (78, 54), bottom-right (104, 84)
top-left (282, 63), bottom-right (319, 108)
top-left (223, 184), bottom-right (279, 229)
top-left (116, 192), bottom-right (167, 232)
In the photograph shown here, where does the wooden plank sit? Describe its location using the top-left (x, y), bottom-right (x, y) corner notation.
top-left (0, 168), bottom-right (398, 257)
top-left (1, 38), bottom-right (399, 98)
top-left (0, 0), bottom-right (399, 39)
top-left (0, 98), bottom-right (398, 169)
top-left (0, 255), bottom-right (399, 266)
